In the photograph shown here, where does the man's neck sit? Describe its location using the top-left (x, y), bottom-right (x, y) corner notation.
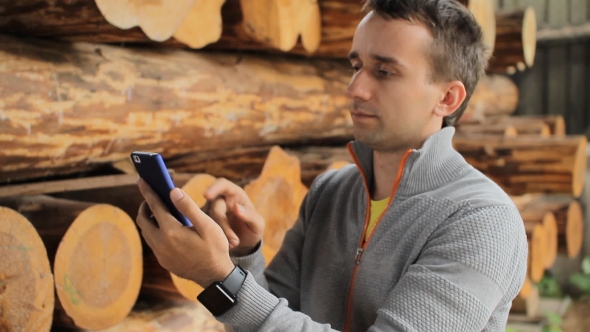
top-left (371, 150), bottom-right (409, 200)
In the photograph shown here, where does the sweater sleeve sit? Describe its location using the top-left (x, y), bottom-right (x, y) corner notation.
top-left (217, 204), bottom-right (528, 332)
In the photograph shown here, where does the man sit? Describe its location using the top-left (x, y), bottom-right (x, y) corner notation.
top-left (136, 0), bottom-right (528, 331)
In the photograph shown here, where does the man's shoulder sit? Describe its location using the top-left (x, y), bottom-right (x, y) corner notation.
top-left (432, 164), bottom-right (517, 211)
top-left (308, 163), bottom-right (361, 194)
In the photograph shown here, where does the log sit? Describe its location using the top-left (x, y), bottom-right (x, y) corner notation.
top-left (47, 172), bottom-right (197, 222)
top-left (524, 222), bottom-right (546, 282)
top-left (452, 135), bottom-right (588, 197)
top-left (487, 115), bottom-right (566, 136)
top-left (456, 0), bottom-right (496, 60)
top-left (455, 123), bottom-right (518, 137)
top-left (0, 207), bottom-right (54, 332)
top-left (0, 34), bottom-right (354, 184)
top-left (458, 74), bottom-right (519, 123)
top-left (488, 7), bottom-right (537, 74)
top-left (512, 194), bottom-right (584, 258)
top-left (0, 196), bottom-right (143, 330)
top-left (520, 210), bottom-right (558, 269)
top-left (167, 146), bottom-right (274, 185)
top-left (244, 146), bottom-right (309, 262)
top-left (0, 0), bottom-right (320, 54)
top-left (140, 249), bottom-right (189, 301)
top-left (0, 0), bottom-right (495, 58)
top-left (511, 280), bottom-right (539, 318)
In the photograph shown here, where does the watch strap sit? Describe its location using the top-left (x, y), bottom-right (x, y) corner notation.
top-left (221, 265), bottom-right (247, 297)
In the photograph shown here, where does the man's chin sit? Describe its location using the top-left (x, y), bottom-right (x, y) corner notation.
top-left (352, 133), bottom-right (378, 148)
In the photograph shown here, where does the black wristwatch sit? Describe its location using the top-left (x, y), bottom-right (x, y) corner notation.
top-left (197, 265), bottom-right (247, 317)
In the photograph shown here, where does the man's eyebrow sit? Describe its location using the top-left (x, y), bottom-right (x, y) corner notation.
top-left (371, 53), bottom-right (404, 68)
top-left (348, 51), bottom-right (359, 60)
top-left (347, 51), bottom-right (405, 69)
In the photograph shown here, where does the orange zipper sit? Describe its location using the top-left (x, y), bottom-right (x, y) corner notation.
top-left (343, 145), bottom-right (412, 332)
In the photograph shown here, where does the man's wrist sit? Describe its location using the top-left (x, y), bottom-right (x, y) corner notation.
top-left (230, 240), bottom-right (261, 257)
top-left (197, 265), bottom-right (248, 317)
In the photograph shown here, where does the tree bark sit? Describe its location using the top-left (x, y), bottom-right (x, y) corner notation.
top-left (486, 115), bottom-right (566, 136)
top-left (0, 196), bottom-right (143, 330)
top-left (0, 34), bottom-right (353, 184)
top-left (488, 7), bottom-right (537, 73)
top-left (0, 207), bottom-right (54, 332)
top-left (455, 123), bottom-right (517, 137)
top-left (453, 135), bottom-right (588, 197)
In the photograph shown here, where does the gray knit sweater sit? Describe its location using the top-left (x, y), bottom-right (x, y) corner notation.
top-left (217, 127), bottom-right (528, 331)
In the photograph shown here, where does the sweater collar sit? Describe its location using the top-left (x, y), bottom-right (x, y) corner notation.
top-left (347, 127), bottom-right (468, 197)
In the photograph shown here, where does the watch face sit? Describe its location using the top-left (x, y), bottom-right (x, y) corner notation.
top-left (197, 283), bottom-right (236, 317)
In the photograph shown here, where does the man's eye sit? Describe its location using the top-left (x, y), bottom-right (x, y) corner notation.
top-left (378, 69), bottom-right (391, 77)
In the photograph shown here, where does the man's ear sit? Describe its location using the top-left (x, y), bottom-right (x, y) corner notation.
top-left (433, 80), bottom-right (467, 117)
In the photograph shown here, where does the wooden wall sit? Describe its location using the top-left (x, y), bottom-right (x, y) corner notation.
top-left (494, 0), bottom-right (590, 136)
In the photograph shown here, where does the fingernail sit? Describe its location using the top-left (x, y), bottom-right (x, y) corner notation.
top-left (236, 204), bottom-right (245, 214)
top-left (137, 177), bottom-right (144, 187)
top-left (171, 188), bottom-right (184, 202)
top-left (229, 238), bottom-right (239, 247)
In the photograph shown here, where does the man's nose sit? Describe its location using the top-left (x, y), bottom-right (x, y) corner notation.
top-left (346, 70), bottom-right (372, 102)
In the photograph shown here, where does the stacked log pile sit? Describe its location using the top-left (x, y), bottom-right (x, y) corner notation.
top-left (0, 0), bottom-right (583, 330)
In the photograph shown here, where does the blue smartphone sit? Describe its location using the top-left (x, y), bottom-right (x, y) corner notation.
top-left (130, 151), bottom-right (192, 227)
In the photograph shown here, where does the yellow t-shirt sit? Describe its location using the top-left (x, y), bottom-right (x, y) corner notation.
top-left (365, 197), bottom-right (389, 241)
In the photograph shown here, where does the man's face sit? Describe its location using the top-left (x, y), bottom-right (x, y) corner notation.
top-left (347, 11), bottom-right (445, 152)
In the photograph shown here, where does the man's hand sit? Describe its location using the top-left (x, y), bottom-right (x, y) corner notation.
top-left (136, 178), bottom-right (235, 288)
top-left (204, 178), bottom-right (265, 257)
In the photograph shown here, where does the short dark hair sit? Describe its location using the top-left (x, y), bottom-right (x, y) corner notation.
top-left (362, 0), bottom-right (488, 126)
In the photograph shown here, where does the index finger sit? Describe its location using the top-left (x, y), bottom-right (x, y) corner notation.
top-left (204, 178), bottom-right (251, 207)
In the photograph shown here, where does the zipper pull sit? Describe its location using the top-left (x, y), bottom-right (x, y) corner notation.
top-left (355, 248), bottom-right (364, 265)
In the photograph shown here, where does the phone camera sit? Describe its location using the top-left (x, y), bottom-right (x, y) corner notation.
top-left (133, 155), bottom-right (141, 163)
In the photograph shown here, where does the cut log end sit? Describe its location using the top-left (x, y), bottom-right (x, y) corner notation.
top-left (459, 0), bottom-right (496, 59)
top-left (94, 0), bottom-right (196, 41)
top-left (522, 7), bottom-right (537, 66)
top-left (541, 212), bottom-right (558, 269)
top-left (525, 222), bottom-right (546, 282)
top-left (244, 146), bottom-right (308, 252)
top-left (170, 274), bottom-right (203, 302)
top-left (0, 207), bottom-right (54, 332)
top-left (173, 0), bottom-right (226, 48)
top-left (572, 136), bottom-right (588, 198)
top-left (53, 204), bottom-right (143, 330)
top-left (565, 200), bottom-right (584, 258)
top-left (512, 284), bottom-right (539, 317)
top-left (182, 173), bottom-right (218, 208)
